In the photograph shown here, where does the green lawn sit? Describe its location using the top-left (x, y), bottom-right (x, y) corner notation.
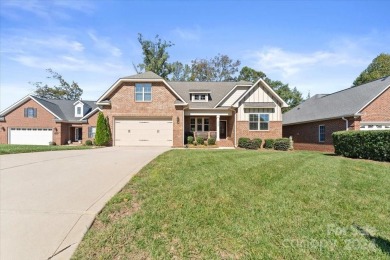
top-left (0, 144), bottom-right (94, 155)
top-left (73, 150), bottom-right (390, 259)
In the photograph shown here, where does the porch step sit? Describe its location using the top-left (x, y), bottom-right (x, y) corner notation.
top-left (217, 139), bottom-right (235, 147)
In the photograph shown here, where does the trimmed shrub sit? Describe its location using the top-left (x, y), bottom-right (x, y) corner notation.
top-left (274, 138), bottom-right (290, 151)
top-left (264, 139), bottom-right (275, 149)
top-left (207, 137), bottom-right (216, 145)
top-left (85, 140), bottom-right (93, 146)
top-left (187, 136), bottom-right (194, 144)
top-left (253, 138), bottom-right (262, 148)
top-left (95, 112), bottom-right (111, 146)
top-left (196, 136), bottom-right (204, 145)
top-left (238, 137), bottom-right (260, 150)
top-left (49, 141), bottom-right (56, 146)
top-left (238, 137), bottom-right (250, 148)
top-left (332, 130), bottom-right (390, 162)
top-left (184, 132), bottom-right (194, 144)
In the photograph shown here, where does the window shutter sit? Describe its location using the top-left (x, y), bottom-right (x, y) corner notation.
top-left (24, 108), bottom-right (27, 117)
top-left (88, 127), bottom-right (92, 138)
top-left (34, 108), bottom-right (37, 118)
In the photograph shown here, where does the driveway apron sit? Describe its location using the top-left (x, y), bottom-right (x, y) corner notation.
top-left (0, 146), bottom-right (170, 260)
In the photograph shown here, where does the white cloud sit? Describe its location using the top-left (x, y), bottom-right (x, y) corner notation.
top-left (88, 32), bottom-right (122, 57)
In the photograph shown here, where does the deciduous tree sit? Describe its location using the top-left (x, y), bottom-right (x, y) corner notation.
top-left (353, 53), bottom-right (390, 86)
top-left (31, 69), bottom-right (83, 100)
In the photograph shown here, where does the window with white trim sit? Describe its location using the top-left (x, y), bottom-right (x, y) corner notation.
top-left (192, 94), bottom-right (208, 102)
top-left (135, 83), bottom-right (152, 102)
top-left (319, 125), bottom-right (325, 142)
top-left (24, 107), bottom-right (37, 118)
top-left (191, 117), bottom-right (209, 132)
top-left (249, 113), bottom-right (269, 131)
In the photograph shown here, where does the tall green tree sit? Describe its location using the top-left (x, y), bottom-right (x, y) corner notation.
top-left (170, 61), bottom-right (192, 81)
top-left (190, 54), bottom-right (241, 81)
top-left (135, 34), bottom-right (174, 79)
top-left (238, 66), bottom-right (303, 112)
top-left (94, 112), bottom-right (110, 146)
top-left (353, 53), bottom-right (390, 86)
top-left (31, 69), bottom-right (83, 100)
top-left (237, 66), bottom-right (266, 82)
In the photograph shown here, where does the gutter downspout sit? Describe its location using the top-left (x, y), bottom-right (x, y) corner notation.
top-left (234, 110), bottom-right (237, 147)
top-left (342, 117), bottom-right (349, 131)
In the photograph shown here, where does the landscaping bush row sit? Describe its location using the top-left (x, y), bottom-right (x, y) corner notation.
top-left (332, 130), bottom-right (390, 162)
top-left (187, 136), bottom-right (216, 146)
top-left (238, 138), bottom-right (262, 150)
top-left (238, 137), bottom-right (291, 151)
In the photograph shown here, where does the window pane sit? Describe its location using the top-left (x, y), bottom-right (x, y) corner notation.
top-left (135, 93), bottom-right (143, 101)
top-left (194, 95), bottom-right (200, 100)
top-left (260, 122), bottom-right (269, 130)
top-left (204, 118), bottom-right (209, 124)
top-left (135, 84), bottom-right (143, 92)
top-left (249, 122), bottom-right (258, 130)
top-left (144, 84), bottom-right (152, 93)
top-left (191, 125), bottom-right (195, 131)
top-left (27, 108), bottom-right (34, 117)
top-left (197, 118), bottom-right (202, 124)
top-left (144, 93), bottom-right (151, 101)
top-left (249, 114), bottom-right (258, 122)
top-left (197, 124), bottom-right (202, 131)
top-left (204, 124), bottom-right (209, 131)
top-left (200, 95), bottom-right (206, 100)
top-left (190, 118), bottom-right (195, 124)
top-left (260, 114), bottom-right (269, 122)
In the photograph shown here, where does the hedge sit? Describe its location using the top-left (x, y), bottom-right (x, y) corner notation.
top-left (332, 130), bottom-right (390, 162)
top-left (273, 138), bottom-right (290, 151)
top-left (264, 139), bottom-right (275, 149)
top-left (238, 137), bottom-right (262, 150)
top-left (207, 137), bottom-right (216, 145)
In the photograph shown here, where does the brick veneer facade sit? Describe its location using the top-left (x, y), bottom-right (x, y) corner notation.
top-left (236, 121), bottom-right (282, 146)
top-left (360, 87), bottom-right (390, 121)
top-left (101, 81), bottom-right (184, 147)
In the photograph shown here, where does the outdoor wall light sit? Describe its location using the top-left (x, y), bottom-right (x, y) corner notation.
top-left (177, 116), bottom-right (180, 124)
top-left (1, 127), bottom-right (5, 131)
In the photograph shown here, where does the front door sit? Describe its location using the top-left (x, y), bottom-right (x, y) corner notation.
top-left (75, 128), bottom-right (82, 141)
top-left (219, 120), bottom-right (227, 139)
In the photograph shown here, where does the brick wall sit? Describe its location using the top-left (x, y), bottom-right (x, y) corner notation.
top-left (282, 117), bottom-right (358, 152)
top-left (82, 111), bottom-right (99, 144)
top-left (101, 81), bottom-right (184, 147)
top-left (0, 99), bottom-right (57, 144)
top-left (360, 87), bottom-right (390, 122)
top-left (236, 121), bottom-right (282, 146)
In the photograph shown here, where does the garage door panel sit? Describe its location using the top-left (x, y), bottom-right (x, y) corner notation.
top-left (9, 128), bottom-right (53, 145)
top-left (115, 119), bottom-right (173, 146)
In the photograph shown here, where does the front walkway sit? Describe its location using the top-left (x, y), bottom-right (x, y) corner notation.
top-left (0, 146), bottom-right (170, 259)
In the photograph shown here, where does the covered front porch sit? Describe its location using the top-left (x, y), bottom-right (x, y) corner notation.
top-left (184, 109), bottom-right (235, 146)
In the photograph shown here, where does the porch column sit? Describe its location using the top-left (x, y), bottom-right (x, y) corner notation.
top-left (216, 115), bottom-right (220, 141)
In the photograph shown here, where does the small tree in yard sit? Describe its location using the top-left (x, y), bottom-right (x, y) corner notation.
top-left (95, 112), bottom-right (110, 146)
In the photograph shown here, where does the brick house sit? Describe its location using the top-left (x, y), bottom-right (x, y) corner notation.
top-left (283, 76), bottom-right (390, 152)
top-left (0, 71), bottom-right (288, 147)
top-left (0, 96), bottom-right (100, 145)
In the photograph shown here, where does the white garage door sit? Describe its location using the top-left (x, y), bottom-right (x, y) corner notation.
top-left (9, 128), bottom-right (53, 145)
top-left (115, 118), bottom-right (173, 146)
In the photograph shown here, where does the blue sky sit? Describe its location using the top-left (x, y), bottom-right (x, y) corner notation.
top-left (1, 0), bottom-right (389, 110)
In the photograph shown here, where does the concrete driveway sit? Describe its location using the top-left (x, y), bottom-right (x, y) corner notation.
top-left (0, 146), bottom-right (170, 260)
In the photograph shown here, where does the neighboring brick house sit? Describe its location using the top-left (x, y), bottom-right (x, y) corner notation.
top-left (94, 71), bottom-right (288, 147)
top-left (283, 76), bottom-right (390, 152)
top-left (0, 96), bottom-right (100, 145)
top-left (0, 71), bottom-right (288, 147)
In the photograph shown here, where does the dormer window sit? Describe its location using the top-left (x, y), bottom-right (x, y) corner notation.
top-left (192, 94), bottom-right (208, 102)
top-left (74, 101), bottom-right (84, 117)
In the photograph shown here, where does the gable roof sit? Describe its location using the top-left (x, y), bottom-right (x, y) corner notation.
top-left (283, 76), bottom-right (390, 125)
top-left (0, 95), bottom-right (98, 122)
top-left (233, 78), bottom-right (289, 108)
top-left (96, 71), bottom-right (186, 104)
